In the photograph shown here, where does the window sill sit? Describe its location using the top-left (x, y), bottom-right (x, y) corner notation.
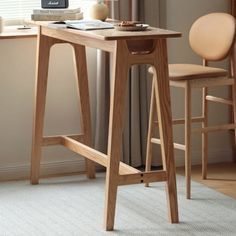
top-left (0, 26), bottom-right (38, 39)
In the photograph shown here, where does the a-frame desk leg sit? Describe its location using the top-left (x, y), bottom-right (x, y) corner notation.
top-left (73, 44), bottom-right (96, 179)
top-left (104, 41), bottom-right (130, 231)
top-left (31, 32), bottom-right (55, 184)
top-left (31, 30), bottom-right (96, 184)
top-left (152, 39), bottom-right (179, 223)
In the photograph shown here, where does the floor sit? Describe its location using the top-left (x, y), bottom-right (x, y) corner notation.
top-left (176, 162), bottom-right (236, 199)
top-left (2, 173), bottom-right (236, 235)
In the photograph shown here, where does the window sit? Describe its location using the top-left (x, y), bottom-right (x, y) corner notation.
top-left (0, 0), bottom-right (96, 20)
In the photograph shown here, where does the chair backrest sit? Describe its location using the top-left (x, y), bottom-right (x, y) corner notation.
top-left (189, 13), bottom-right (236, 61)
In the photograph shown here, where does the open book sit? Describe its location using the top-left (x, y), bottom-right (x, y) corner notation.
top-left (48, 19), bottom-right (114, 30)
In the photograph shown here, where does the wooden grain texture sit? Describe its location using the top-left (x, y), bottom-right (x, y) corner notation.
top-left (145, 79), bottom-right (156, 187)
top-left (189, 77), bottom-right (234, 88)
top-left (73, 43), bottom-right (96, 179)
top-left (42, 136), bottom-right (63, 146)
top-left (193, 123), bottom-right (236, 133)
top-left (104, 40), bottom-right (130, 231)
top-left (146, 9), bottom-right (236, 201)
top-left (30, 21), bottom-right (181, 41)
top-left (154, 117), bottom-right (204, 125)
top-left (230, 1), bottom-right (236, 162)
top-left (202, 85), bottom-right (208, 180)
top-left (184, 81), bottom-right (191, 199)
top-left (118, 171), bottom-right (167, 186)
top-left (30, 23), bottom-right (181, 231)
top-left (151, 138), bottom-right (186, 151)
top-left (62, 136), bottom-right (108, 167)
top-left (42, 27), bottom-right (116, 52)
top-left (231, 42), bottom-right (236, 162)
top-left (42, 134), bottom-right (84, 146)
top-left (205, 95), bottom-right (233, 105)
top-left (152, 39), bottom-right (179, 223)
top-left (61, 136), bottom-right (139, 175)
top-left (30, 30), bottom-right (57, 184)
top-left (119, 163), bottom-right (141, 175)
top-left (0, 26), bottom-right (37, 39)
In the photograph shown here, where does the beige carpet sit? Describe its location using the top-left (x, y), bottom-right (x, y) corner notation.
top-left (0, 173), bottom-right (236, 235)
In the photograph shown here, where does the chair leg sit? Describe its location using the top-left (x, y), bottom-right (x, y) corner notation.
top-left (184, 82), bottom-right (191, 199)
top-left (230, 55), bottom-right (236, 162)
top-left (145, 78), bottom-right (156, 187)
top-left (202, 87), bottom-right (208, 179)
top-left (232, 84), bottom-right (236, 162)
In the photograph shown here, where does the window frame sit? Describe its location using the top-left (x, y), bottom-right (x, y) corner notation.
top-left (0, 0), bottom-right (96, 21)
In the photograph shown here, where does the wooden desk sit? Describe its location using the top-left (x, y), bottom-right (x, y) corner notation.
top-left (30, 22), bottom-right (181, 231)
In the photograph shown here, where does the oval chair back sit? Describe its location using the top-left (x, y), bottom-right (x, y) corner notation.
top-left (189, 12), bottom-right (236, 61)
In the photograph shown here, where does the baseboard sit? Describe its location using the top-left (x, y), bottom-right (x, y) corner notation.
top-left (175, 148), bottom-right (233, 167)
top-left (0, 159), bottom-right (86, 181)
top-left (0, 148), bottom-right (233, 181)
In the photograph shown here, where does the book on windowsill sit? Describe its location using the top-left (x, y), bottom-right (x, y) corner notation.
top-left (48, 19), bottom-right (114, 30)
top-left (32, 7), bottom-right (81, 15)
top-left (31, 11), bottom-right (83, 21)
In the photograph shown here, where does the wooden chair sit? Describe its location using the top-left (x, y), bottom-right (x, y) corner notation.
top-left (145, 13), bottom-right (236, 199)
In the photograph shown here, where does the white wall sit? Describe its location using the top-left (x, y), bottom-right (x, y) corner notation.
top-left (0, 38), bottom-right (97, 180)
top-left (162, 0), bottom-right (233, 165)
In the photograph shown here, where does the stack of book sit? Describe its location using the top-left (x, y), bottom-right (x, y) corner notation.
top-left (31, 7), bottom-right (83, 21)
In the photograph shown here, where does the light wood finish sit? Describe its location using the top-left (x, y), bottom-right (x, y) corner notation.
top-left (193, 123), bottom-right (236, 133)
top-left (30, 32), bottom-right (55, 185)
top-left (145, 80), bottom-right (156, 187)
top-left (189, 13), bottom-right (235, 61)
top-left (42, 135), bottom-right (64, 146)
top-left (230, 0), bottom-right (236, 162)
top-left (62, 136), bottom-right (139, 175)
top-left (30, 21), bottom-right (181, 40)
top-left (169, 64), bottom-right (228, 80)
top-left (30, 22), bottom-right (180, 231)
top-left (104, 40), bottom-right (130, 230)
top-left (205, 95), bottom-right (233, 105)
top-left (173, 117), bottom-right (204, 125)
top-left (152, 39), bottom-right (179, 223)
top-left (185, 81), bottom-right (191, 199)
top-left (177, 162), bottom-right (236, 200)
top-left (41, 26), bottom-right (115, 53)
top-left (189, 77), bottom-right (234, 88)
top-left (119, 163), bottom-right (141, 175)
top-left (62, 136), bottom-right (108, 167)
top-left (118, 171), bottom-right (167, 186)
top-left (232, 42), bottom-right (236, 163)
top-left (151, 138), bottom-right (186, 151)
top-left (146, 13), bottom-right (236, 199)
top-left (202, 73), bottom-right (208, 180)
top-left (42, 134), bottom-right (84, 146)
top-left (154, 117), bottom-right (205, 125)
top-left (169, 78), bottom-right (233, 89)
top-left (0, 26), bottom-right (37, 39)
top-left (72, 43), bottom-right (96, 179)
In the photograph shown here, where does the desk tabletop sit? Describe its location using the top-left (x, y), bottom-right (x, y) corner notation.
top-left (30, 21), bottom-right (181, 41)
